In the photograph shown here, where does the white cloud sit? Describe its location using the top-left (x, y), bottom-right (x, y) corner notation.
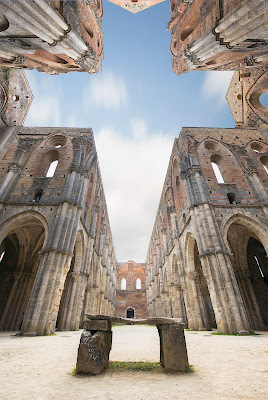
top-left (202, 71), bottom-right (233, 107)
top-left (24, 72), bottom-right (61, 126)
top-left (95, 120), bottom-right (174, 262)
top-left (83, 72), bottom-right (128, 111)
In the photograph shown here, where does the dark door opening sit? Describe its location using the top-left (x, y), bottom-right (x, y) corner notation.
top-left (126, 307), bottom-right (134, 318)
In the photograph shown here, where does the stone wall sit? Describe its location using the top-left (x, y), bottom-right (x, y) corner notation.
top-left (115, 261), bottom-right (148, 319)
top-left (0, 0), bottom-right (103, 74)
top-left (108, 0), bottom-right (165, 13)
top-left (169, 0), bottom-right (268, 75)
top-left (146, 69), bottom-right (268, 333)
top-left (0, 127), bottom-right (117, 335)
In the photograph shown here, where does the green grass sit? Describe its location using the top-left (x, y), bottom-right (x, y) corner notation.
top-left (211, 332), bottom-right (260, 336)
top-left (109, 361), bottom-right (162, 371)
top-left (71, 368), bottom-right (77, 376)
top-left (187, 364), bottom-right (195, 373)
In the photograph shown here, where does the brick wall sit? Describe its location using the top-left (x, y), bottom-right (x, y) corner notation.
top-left (115, 260), bottom-right (148, 319)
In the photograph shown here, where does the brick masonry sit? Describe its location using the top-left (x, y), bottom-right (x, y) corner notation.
top-left (115, 261), bottom-right (148, 319)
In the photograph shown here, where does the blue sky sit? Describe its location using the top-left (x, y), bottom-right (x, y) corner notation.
top-left (25, 0), bottom-right (235, 262)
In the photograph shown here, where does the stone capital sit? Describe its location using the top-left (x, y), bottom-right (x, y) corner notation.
top-left (8, 162), bottom-right (21, 173)
top-left (188, 271), bottom-right (199, 281)
top-left (245, 166), bottom-right (258, 176)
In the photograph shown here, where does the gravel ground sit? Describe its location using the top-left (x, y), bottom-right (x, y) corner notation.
top-left (0, 325), bottom-right (267, 400)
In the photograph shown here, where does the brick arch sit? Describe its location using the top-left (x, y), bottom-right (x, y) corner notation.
top-left (25, 133), bottom-right (73, 178)
top-left (198, 138), bottom-right (245, 185)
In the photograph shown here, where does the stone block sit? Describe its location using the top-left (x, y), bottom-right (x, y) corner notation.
top-left (157, 324), bottom-right (189, 373)
top-left (83, 319), bottom-right (111, 331)
top-left (76, 329), bottom-right (112, 375)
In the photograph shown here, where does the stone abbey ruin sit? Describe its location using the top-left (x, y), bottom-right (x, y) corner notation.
top-left (0, 0), bottom-right (267, 344)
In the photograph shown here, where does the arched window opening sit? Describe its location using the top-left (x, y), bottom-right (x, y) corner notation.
top-left (121, 278), bottom-right (126, 290)
top-left (260, 156), bottom-right (268, 174)
top-left (126, 307), bottom-right (134, 319)
top-left (211, 155), bottom-right (224, 183)
top-left (34, 189), bottom-right (43, 203)
top-left (0, 251), bottom-right (5, 262)
top-left (136, 278), bottom-right (141, 290)
top-left (227, 192), bottom-right (236, 204)
top-left (46, 160), bottom-right (58, 178)
top-left (254, 255), bottom-right (265, 278)
top-left (251, 142), bottom-right (264, 153)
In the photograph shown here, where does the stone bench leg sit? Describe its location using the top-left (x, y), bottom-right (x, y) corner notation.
top-left (157, 324), bottom-right (189, 372)
top-left (76, 320), bottom-right (112, 375)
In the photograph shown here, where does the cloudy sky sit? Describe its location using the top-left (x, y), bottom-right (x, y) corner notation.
top-left (25, 0), bottom-right (235, 262)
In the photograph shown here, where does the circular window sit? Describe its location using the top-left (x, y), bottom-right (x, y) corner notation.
top-left (47, 135), bottom-right (67, 148)
top-left (251, 142), bottom-right (266, 153)
top-left (259, 92), bottom-right (268, 108)
top-left (204, 140), bottom-right (217, 152)
top-left (0, 15), bottom-right (9, 32)
top-left (250, 90), bottom-right (268, 111)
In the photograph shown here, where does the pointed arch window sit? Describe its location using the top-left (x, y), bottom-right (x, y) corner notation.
top-left (46, 160), bottom-right (58, 177)
top-left (210, 155), bottom-right (224, 183)
top-left (0, 251), bottom-right (5, 262)
top-left (136, 278), bottom-right (141, 290)
top-left (121, 278), bottom-right (126, 290)
top-left (260, 156), bottom-right (268, 174)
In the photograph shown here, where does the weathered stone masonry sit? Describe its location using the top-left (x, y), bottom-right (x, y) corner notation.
top-left (146, 68), bottom-right (268, 334)
top-left (0, 127), bottom-right (117, 335)
top-left (0, 0), bottom-right (103, 74)
top-left (169, 0), bottom-right (268, 75)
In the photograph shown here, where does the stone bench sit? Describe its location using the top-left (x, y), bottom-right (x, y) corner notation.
top-left (76, 314), bottom-right (189, 375)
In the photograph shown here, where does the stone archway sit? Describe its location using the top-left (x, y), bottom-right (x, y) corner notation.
top-left (227, 218), bottom-right (268, 330)
top-left (0, 213), bottom-right (46, 331)
top-left (56, 231), bottom-right (84, 331)
top-left (185, 233), bottom-right (216, 330)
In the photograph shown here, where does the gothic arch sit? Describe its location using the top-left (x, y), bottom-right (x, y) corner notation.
top-left (224, 214), bottom-right (268, 330)
top-left (223, 214), bottom-right (268, 255)
top-left (184, 232), bottom-right (216, 330)
top-left (0, 212), bottom-right (47, 331)
top-left (56, 230), bottom-right (85, 331)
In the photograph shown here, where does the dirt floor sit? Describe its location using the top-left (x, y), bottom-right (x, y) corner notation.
top-left (0, 325), bottom-right (267, 400)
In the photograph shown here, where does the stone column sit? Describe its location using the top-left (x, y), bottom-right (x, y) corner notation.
top-left (0, 162), bottom-right (21, 199)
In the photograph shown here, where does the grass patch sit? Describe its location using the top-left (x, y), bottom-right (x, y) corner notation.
top-left (211, 332), bottom-right (260, 336)
top-left (187, 364), bottom-right (195, 373)
top-left (109, 361), bottom-right (161, 371)
top-left (71, 368), bottom-right (77, 376)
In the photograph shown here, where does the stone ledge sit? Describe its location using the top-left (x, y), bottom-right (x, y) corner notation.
top-left (86, 313), bottom-right (184, 326)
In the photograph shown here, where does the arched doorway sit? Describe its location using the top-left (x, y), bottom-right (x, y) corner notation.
top-left (227, 221), bottom-right (268, 330)
top-left (0, 215), bottom-right (45, 331)
top-left (126, 307), bottom-right (135, 318)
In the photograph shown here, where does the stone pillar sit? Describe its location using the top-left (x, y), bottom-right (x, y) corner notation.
top-left (0, 163), bottom-right (21, 199)
top-left (161, 228), bottom-right (168, 255)
top-left (157, 323), bottom-right (189, 372)
top-left (90, 205), bottom-right (100, 238)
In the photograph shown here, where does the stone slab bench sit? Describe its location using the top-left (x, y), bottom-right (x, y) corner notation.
top-left (76, 314), bottom-right (189, 375)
